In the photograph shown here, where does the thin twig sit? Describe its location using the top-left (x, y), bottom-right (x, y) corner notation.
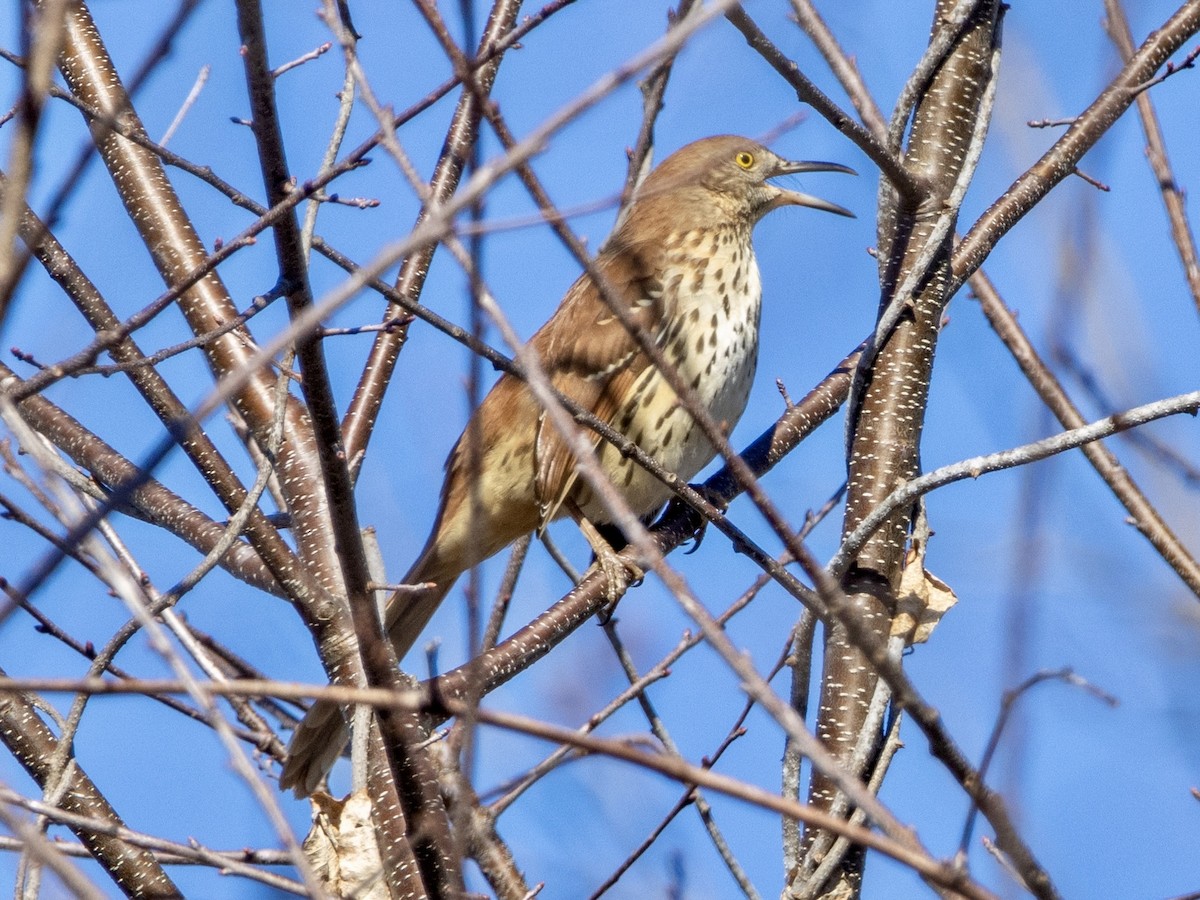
top-left (958, 668), bottom-right (1117, 858)
top-left (1103, 0), bottom-right (1200, 317)
top-left (158, 63), bottom-right (210, 147)
top-left (271, 40), bottom-right (331, 78)
top-left (0, 789), bottom-right (305, 895)
top-left (833, 389), bottom-right (1200, 576)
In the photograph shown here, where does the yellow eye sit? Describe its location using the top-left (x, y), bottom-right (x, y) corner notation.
top-left (734, 151), bottom-right (755, 169)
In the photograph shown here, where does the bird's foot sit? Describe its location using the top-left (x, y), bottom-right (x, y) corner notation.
top-left (578, 517), bottom-right (643, 611)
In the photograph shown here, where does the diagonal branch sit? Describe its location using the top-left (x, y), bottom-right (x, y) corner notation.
top-left (0, 359), bottom-right (282, 599)
top-left (46, 0), bottom-right (350, 610)
top-left (834, 389), bottom-right (1200, 573)
top-left (0, 171), bottom-right (310, 603)
top-left (0, 664), bottom-right (182, 898)
top-left (951, 0), bottom-right (1200, 291)
top-left (240, 1), bottom-right (459, 891)
top-left (724, 6), bottom-right (916, 200)
top-left (970, 269), bottom-right (1200, 597)
top-left (0, 0), bottom-right (66, 319)
top-left (340, 0), bottom-right (527, 467)
top-left (1104, 0), bottom-right (1200, 316)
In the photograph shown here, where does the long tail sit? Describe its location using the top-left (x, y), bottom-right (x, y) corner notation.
top-left (279, 549), bottom-right (455, 797)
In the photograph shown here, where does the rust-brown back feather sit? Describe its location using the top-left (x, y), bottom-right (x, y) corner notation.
top-left (531, 238), bottom-right (673, 528)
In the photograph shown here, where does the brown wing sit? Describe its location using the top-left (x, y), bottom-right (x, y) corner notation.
top-left (531, 242), bottom-right (672, 530)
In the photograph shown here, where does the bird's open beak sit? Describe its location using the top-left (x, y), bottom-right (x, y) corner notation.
top-left (768, 159), bottom-right (857, 218)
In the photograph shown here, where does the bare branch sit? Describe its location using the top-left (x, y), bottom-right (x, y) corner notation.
top-left (952, 2), bottom-right (1200, 290)
top-left (834, 389), bottom-right (1200, 575)
top-left (1104, 0), bottom-right (1200, 317)
top-left (970, 269), bottom-right (1200, 598)
top-left (724, 6), bottom-right (915, 200)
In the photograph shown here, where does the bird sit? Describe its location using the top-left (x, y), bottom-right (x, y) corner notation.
top-left (280, 134), bottom-right (853, 795)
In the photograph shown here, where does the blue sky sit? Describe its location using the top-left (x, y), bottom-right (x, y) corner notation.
top-left (2, 1), bottom-right (1198, 897)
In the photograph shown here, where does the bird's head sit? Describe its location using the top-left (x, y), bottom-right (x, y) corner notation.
top-left (635, 135), bottom-right (855, 227)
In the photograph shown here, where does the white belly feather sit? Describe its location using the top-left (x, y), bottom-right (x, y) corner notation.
top-left (582, 231), bottom-right (762, 521)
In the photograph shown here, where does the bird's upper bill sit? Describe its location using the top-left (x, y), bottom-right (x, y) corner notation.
top-left (766, 158), bottom-right (857, 218)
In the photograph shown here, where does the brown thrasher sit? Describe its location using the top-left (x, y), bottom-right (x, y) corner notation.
top-left (281, 135), bottom-right (853, 795)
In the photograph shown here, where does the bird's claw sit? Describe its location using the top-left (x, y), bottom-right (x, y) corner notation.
top-left (591, 539), bottom-right (644, 610)
top-left (577, 516), bottom-right (643, 610)
top-left (684, 483), bottom-right (726, 553)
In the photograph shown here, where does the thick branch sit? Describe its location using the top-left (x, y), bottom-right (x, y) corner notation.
top-left (0, 359), bottom-right (281, 597)
top-left (810, 3), bottom-right (1009, 895)
top-left (0, 665), bottom-right (181, 898)
top-left (48, 0), bottom-right (351, 613)
top-left (240, 1), bottom-right (460, 891)
top-left (0, 171), bottom-right (311, 602)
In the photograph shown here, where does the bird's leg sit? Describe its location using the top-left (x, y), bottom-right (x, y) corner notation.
top-left (565, 501), bottom-right (644, 612)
